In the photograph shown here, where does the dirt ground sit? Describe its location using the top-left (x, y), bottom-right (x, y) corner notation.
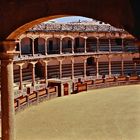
top-left (15, 85), bottom-right (140, 140)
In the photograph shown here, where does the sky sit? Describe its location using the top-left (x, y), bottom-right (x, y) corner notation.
top-left (47, 16), bottom-right (93, 23)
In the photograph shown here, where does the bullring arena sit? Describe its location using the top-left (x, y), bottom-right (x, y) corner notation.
top-left (1, 20), bottom-right (140, 140)
top-left (15, 85), bottom-right (140, 140)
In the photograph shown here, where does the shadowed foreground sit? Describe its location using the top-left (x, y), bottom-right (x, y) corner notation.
top-left (16, 85), bottom-right (140, 140)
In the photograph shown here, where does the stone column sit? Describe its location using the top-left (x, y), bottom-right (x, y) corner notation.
top-left (71, 57), bottom-right (74, 79)
top-left (109, 39), bottom-right (111, 52)
top-left (108, 55), bottom-right (112, 77)
top-left (122, 38), bottom-right (124, 51)
top-left (61, 83), bottom-right (64, 96)
top-left (45, 38), bottom-right (48, 55)
top-left (44, 60), bottom-right (48, 85)
top-left (68, 82), bottom-right (71, 95)
top-left (60, 38), bottom-right (63, 54)
top-left (72, 39), bottom-right (74, 54)
top-left (134, 62), bottom-right (137, 74)
top-left (0, 40), bottom-right (18, 140)
top-left (19, 40), bottom-right (22, 57)
top-left (30, 62), bottom-right (36, 87)
top-left (83, 57), bottom-right (87, 79)
top-left (96, 37), bottom-right (99, 52)
top-left (84, 38), bottom-right (87, 53)
top-left (17, 63), bottom-right (24, 90)
top-left (121, 55), bottom-right (124, 75)
top-left (32, 39), bottom-right (35, 56)
top-left (59, 59), bottom-right (63, 79)
top-left (95, 56), bottom-right (99, 78)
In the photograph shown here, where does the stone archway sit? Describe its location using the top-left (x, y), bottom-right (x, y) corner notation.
top-left (0, 1), bottom-right (140, 140)
top-left (0, 0), bottom-right (138, 41)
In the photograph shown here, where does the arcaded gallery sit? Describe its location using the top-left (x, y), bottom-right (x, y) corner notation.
top-left (14, 21), bottom-right (140, 94)
top-left (0, 1), bottom-right (140, 140)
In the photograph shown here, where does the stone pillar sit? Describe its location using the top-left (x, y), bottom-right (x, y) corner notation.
top-left (134, 62), bottom-right (137, 74)
top-left (17, 63), bottom-right (24, 90)
top-left (59, 59), bottom-right (63, 79)
top-left (122, 38), bottom-right (124, 51)
top-left (95, 57), bottom-right (99, 78)
top-left (45, 38), bottom-right (48, 55)
top-left (84, 38), bottom-right (87, 53)
top-left (32, 39), bottom-right (35, 56)
top-left (0, 40), bottom-right (18, 140)
top-left (108, 55), bottom-right (112, 77)
top-left (109, 39), bottom-right (111, 52)
top-left (83, 57), bottom-right (87, 79)
top-left (60, 38), bottom-right (63, 54)
top-left (71, 58), bottom-right (74, 79)
top-left (72, 39), bottom-right (74, 54)
top-left (68, 82), bottom-right (71, 95)
top-left (121, 55), bottom-right (124, 75)
top-left (19, 40), bottom-right (22, 57)
top-left (44, 61), bottom-right (48, 85)
top-left (30, 62), bottom-right (36, 87)
top-left (96, 37), bottom-right (99, 52)
top-left (61, 83), bottom-right (64, 96)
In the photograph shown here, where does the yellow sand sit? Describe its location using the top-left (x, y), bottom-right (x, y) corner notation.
top-left (15, 85), bottom-right (140, 140)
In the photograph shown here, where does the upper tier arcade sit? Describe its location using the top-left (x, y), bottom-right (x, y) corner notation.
top-left (15, 22), bottom-right (137, 61)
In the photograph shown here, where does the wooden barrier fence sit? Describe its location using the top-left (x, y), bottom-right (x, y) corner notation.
top-left (14, 86), bottom-right (58, 112)
top-left (14, 75), bottom-right (140, 113)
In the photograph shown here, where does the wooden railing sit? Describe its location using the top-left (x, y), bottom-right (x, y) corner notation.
top-left (72, 75), bottom-right (140, 92)
top-left (14, 86), bottom-right (58, 112)
top-left (14, 75), bottom-right (140, 113)
top-left (77, 83), bottom-right (87, 93)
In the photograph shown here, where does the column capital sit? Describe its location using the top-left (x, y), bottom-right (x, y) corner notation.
top-left (16, 62), bottom-right (25, 68)
top-left (57, 57), bottom-right (64, 62)
top-left (43, 60), bottom-right (49, 64)
top-left (108, 55), bottom-right (113, 59)
top-left (0, 40), bottom-right (19, 60)
top-left (30, 61), bottom-right (37, 67)
top-left (81, 56), bottom-right (88, 60)
top-left (59, 59), bottom-right (63, 64)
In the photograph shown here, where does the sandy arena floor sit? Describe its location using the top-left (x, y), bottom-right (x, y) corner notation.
top-left (15, 85), bottom-right (140, 140)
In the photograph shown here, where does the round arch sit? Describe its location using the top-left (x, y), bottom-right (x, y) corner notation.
top-left (35, 61), bottom-right (45, 79)
top-left (34, 37), bottom-right (46, 55)
top-left (47, 37), bottom-right (60, 54)
top-left (86, 37), bottom-right (97, 52)
top-left (98, 38), bottom-right (110, 52)
top-left (21, 37), bottom-right (33, 55)
top-left (0, 0), bottom-right (136, 41)
top-left (74, 37), bottom-right (85, 53)
top-left (62, 37), bottom-right (73, 54)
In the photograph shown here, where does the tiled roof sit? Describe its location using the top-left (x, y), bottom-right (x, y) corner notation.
top-left (28, 22), bottom-right (126, 33)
